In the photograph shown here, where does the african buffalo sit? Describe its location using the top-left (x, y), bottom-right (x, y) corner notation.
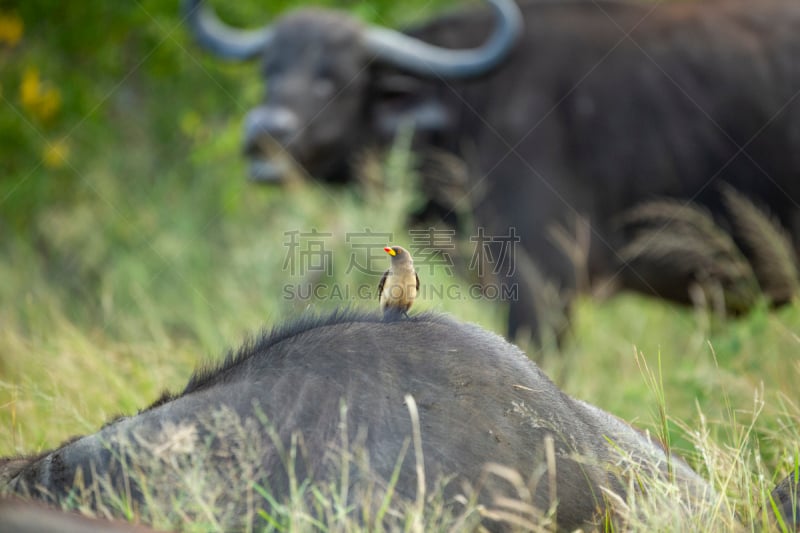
top-left (184, 0), bottom-right (800, 343)
top-left (0, 310), bottom-right (749, 530)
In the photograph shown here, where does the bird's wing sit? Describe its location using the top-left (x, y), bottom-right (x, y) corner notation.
top-left (377, 270), bottom-right (389, 299)
top-left (415, 272), bottom-right (420, 291)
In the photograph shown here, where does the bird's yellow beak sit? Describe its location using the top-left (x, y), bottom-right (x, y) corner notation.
top-left (384, 246), bottom-right (396, 256)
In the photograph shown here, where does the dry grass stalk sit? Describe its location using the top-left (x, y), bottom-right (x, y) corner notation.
top-left (721, 185), bottom-right (800, 305)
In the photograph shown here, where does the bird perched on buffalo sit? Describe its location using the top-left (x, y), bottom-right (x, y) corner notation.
top-left (377, 246), bottom-right (419, 318)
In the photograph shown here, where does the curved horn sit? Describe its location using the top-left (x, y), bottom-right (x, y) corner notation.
top-left (182, 0), bottom-right (273, 61)
top-left (363, 0), bottom-right (523, 79)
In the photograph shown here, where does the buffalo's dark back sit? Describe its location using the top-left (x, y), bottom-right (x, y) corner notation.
top-left (2, 311), bottom-right (713, 530)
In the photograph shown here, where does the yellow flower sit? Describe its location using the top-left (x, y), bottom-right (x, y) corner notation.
top-left (20, 67), bottom-right (41, 111)
top-left (19, 67), bottom-right (62, 122)
top-left (0, 12), bottom-right (23, 47)
top-left (180, 110), bottom-right (202, 137)
top-left (37, 87), bottom-right (62, 122)
top-left (43, 140), bottom-right (69, 169)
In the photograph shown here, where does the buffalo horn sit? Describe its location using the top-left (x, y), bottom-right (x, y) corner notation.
top-left (363, 0), bottom-right (523, 79)
top-left (183, 0), bottom-right (273, 60)
top-left (183, 0), bottom-right (522, 78)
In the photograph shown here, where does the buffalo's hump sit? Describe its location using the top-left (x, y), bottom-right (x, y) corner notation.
top-left (3, 310), bottom-right (713, 530)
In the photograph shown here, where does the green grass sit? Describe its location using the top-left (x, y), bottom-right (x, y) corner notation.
top-left (1, 0), bottom-right (800, 530)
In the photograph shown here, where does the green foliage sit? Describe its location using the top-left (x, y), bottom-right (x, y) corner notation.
top-left (1, 0), bottom-right (455, 231)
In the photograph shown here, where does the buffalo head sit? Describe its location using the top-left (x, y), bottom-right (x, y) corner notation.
top-left (183, 0), bottom-right (521, 183)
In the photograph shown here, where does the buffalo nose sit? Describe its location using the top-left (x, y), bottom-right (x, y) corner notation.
top-left (243, 106), bottom-right (300, 154)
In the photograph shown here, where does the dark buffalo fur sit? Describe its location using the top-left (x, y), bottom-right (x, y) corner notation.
top-left (772, 471), bottom-right (800, 528)
top-left (191, 0), bottom-right (800, 343)
top-left (1, 311), bottom-right (717, 531)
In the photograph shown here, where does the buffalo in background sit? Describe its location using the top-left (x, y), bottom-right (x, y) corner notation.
top-left (184, 0), bottom-right (800, 344)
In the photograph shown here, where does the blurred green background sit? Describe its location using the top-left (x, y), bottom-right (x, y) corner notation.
top-left (0, 0), bottom-right (798, 516)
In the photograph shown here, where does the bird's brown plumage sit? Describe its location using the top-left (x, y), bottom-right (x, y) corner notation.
top-left (378, 246), bottom-right (419, 316)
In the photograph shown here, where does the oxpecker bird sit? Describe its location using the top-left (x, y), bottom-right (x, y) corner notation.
top-left (378, 246), bottom-right (419, 318)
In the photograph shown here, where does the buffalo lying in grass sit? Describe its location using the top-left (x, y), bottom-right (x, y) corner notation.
top-left (2, 310), bottom-right (797, 529)
top-left (185, 0), bottom-right (800, 343)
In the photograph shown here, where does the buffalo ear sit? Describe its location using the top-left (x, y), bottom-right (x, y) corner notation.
top-left (372, 74), bottom-right (451, 137)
